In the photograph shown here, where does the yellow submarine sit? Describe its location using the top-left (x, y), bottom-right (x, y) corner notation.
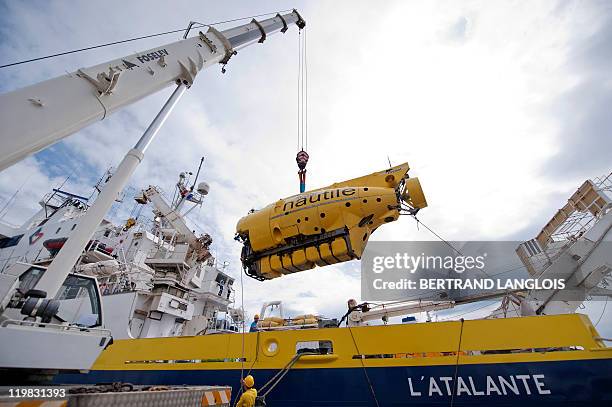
top-left (235, 163), bottom-right (427, 280)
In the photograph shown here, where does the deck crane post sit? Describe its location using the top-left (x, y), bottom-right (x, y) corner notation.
top-left (345, 300), bottom-right (455, 327)
top-left (33, 84), bottom-right (186, 297)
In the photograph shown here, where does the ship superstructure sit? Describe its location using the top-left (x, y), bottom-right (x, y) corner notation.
top-left (0, 6), bottom-right (610, 405)
top-left (0, 168), bottom-right (241, 340)
top-left (488, 173), bottom-right (612, 319)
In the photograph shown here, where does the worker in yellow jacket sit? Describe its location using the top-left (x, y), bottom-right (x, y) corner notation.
top-left (237, 375), bottom-right (257, 407)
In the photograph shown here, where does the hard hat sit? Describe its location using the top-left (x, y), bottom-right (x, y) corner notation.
top-left (254, 314), bottom-right (260, 319)
top-left (243, 375), bottom-right (255, 388)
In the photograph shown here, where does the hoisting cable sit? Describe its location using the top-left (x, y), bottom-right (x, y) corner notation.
top-left (0, 9), bottom-right (294, 69)
top-left (295, 26), bottom-right (310, 193)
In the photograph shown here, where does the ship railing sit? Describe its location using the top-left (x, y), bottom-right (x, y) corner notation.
top-left (258, 323), bottom-right (319, 331)
top-left (517, 173), bottom-right (612, 276)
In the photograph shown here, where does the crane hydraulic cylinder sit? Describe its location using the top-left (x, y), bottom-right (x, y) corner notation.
top-left (235, 163), bottom-right (427, 280)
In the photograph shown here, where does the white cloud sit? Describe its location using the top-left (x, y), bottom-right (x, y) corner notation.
top-left (1, 0), bottom-right (610, 335)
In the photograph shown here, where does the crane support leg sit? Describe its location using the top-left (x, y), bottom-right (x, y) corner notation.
top-left (34, 84), bottom-right (187, 298)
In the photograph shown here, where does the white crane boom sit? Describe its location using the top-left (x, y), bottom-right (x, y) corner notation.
top-left (347, 300), bottom-right (455, 327)
top-left (0, 10), bottom-right (305, 171)
top-left (20, 10), bottom-right (304, 299)
top-left (144, 185), bottom-right (199, 243)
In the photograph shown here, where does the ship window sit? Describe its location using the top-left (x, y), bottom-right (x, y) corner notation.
top-left (351, 346), bottom-right (586, 359)
top-left (18, 266), bottom-right (46, 293)
top-left (0, 234), bottom-right (23, 249)
top-left (55, 274), bottom-right (101, 328)
top-left (124, 357), bottom-right (247, 365)
top-left (268, 341), bottom-right (278, 354)
top-left (56, 227), bottom-right (61, 234)
top-left (296, 340), bottom-right (333, 355)
top-left (148, 311), bottom-right (163, 320)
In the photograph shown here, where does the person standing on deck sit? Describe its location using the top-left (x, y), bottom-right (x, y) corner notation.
top-left (249, 314), bottom-right (260, 332)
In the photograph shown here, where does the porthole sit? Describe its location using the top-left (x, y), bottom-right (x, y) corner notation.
top-left (263, 338), bottom-right (279, 356)
top-left (268, 342), bottom-right (278, 353)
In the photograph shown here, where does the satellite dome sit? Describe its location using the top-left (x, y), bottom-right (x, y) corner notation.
top-left (197, 181), bottom-right (210, 195)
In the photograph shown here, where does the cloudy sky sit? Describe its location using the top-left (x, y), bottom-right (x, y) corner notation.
top-left (0, 1), bottom-right (610, 334)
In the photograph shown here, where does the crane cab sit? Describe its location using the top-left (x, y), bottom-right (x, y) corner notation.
top-left (236, 163), bottom-right (427, 280)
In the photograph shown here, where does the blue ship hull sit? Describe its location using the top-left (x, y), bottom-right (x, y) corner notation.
top-left (57, 358), bottom-right (612, 406)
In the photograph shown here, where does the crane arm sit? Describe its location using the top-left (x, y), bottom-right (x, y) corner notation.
top-left (347, 300), bottom-right (454, 326)
top-left (143, 186), bottom-right (198, 243)
top-left (0, 10), bottom-right (305, 171)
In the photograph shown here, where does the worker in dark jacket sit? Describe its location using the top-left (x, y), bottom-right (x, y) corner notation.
top-left (249, 314), bottom-right (260, 332)
top-left (237, 375), bottom-right (257, 407)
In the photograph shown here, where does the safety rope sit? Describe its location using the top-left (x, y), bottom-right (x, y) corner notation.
top-left (408, 215), bottom-right (463, 256)
top-left (450, 318), bottom-right (465, 407)
top-left (256, 351), bottom-right (319, 403)
top-left (347, 325), bottom-right (381, 407)
top-left (232, 329), bottom-right (262, 407)
top-left (231, 265), bottom-right (248, 407)
top-left (407, 214), bottom-right (496, 279)
top-left (0, 9), bottom-right (294, 69)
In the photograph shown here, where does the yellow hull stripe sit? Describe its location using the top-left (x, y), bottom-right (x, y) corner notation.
top-left (93, 314), bottom-right (612, 371)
